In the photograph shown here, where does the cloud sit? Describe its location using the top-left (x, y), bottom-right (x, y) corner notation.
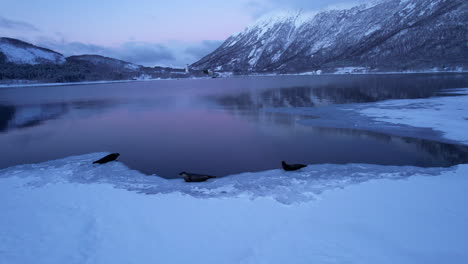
top-left (45, 41), bottom-right (176, 64)
top-left (118, 42), bottom-right (175, 65)
top-left (36, 38), bottom-right (223, 67)
top-left (184, 40), bottom-right (223, 59)
top-left (245, 0), bottom-right (365, 17)
top-left (0, 16), bottom-right (38, 31)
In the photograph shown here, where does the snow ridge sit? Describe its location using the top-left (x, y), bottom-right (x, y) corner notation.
top-left (0, 153), bottom-right (449, 205)
top-left (0, 38), bottom-right (65, 65)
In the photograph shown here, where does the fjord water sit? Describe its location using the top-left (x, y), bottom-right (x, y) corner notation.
top-left (1, 73), bottom-right (467, 178)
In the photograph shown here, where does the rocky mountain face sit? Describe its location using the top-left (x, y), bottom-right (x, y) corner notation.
top-left (0, 37), bottom-right (66, 65)
top-left (191, 0), bottom-right (467, 73)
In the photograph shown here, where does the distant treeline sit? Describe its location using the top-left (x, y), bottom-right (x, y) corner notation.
top-left (0, 57), bottom-right (196, 83)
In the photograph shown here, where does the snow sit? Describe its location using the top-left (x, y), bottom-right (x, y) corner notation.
top-left (248, 48), bottom-right (263, 67)
top-left (360, 88), bottom-right (468, 145)
top-left (298, 70), bottom-right (322, 75)
top-left (225, 37), bottom-right (238, 47)
top-left (271, 51), bottom-right (282, 62)
top-left (124, 63), bottom-right (141, 71)
top-left (132, 73), bottom-right (152, 80)
top-left (0, 153), bottom-right (449, 204)
top-left (365, 25), bottom-right (382, 36)
top-left (241, 1), bottom-right (384, 40)
top-left (309, 38), bottom-right (333, 54)
top-left (293, 10), bottom-right (318, 27)
top-left (243, 9), bottom-right (317, 40)
top-left (334, 67), bottom-right (369, 74)
top-left (0, 43), bottom-right (65, 65)
top-left (403, 2), bottom-right (416, 11)
top-left (0, 153), bottom-right (467, 264)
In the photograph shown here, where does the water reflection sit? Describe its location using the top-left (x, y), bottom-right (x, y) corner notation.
top-left (0, 105), bottom-right (15, 131)
top-left (207, 83), bottom-right (446, 110)
top-left (308, 127), bottom-right (468, 167)
top-left (0, 100), bottom-right (119, 133)
top-left (0, 74), bottom-right (467, 177)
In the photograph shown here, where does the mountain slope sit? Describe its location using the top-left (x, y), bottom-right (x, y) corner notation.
top-left (67, 55), bottom-right (141, 71)
top-left (0, 37), bottom-right (65, 65)
top-left (192, 0), bottom-right (467, 73)
top-left (0, 38), bottom-right (197, 83)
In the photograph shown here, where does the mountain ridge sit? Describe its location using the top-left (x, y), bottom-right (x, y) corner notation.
top-left (0, 38), bottom-right (192, 83)
top-left (191, 0), bottom-right (467, 73)
top-left (0, 37), bottom-right (66, 65)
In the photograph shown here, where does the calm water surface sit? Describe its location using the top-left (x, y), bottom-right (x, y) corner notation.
top-left (1, 73), bottom-right (467, 178)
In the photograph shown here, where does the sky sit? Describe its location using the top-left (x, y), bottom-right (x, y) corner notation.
top-left (0, 0), bottom-right (360, 67)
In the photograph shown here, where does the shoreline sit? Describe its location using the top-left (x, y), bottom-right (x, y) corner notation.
top-left (1, 70), bottom-right (466, 88)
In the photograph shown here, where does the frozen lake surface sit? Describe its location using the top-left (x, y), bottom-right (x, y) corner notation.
top-left (1, 73), bottom-right (467, 177)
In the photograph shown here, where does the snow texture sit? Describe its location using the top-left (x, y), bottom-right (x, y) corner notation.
top-left (0, 154), bottom-right (467, 264)
top-left (192, 0), bottom-right (467, 73)
top-left (360, 88), bottom-right (468, 145)
top-left (0, 41), bottom-right (65, 65)
top-left (0, 153), bottom-right (449, 204)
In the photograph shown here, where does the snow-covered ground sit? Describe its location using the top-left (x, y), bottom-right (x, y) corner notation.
top-left (0, 153), bottom-right (467, 264)
top-left (1, 85), bottom-right (468, 263)
top-left (360, 88), bottom-right (468, 145)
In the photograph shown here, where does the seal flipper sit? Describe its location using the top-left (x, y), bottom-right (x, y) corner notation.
top-left (93, 153), bottom-right (120, 164)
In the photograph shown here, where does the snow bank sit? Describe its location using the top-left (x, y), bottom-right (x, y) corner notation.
top-left (360, 88), bottom-right (468, 144)
top-left (0, 153), bottom-right (449, 204)
top-left (0, 153), bottom-right (467, 264)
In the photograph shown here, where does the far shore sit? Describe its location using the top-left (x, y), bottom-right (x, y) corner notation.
top-left (1, 69), bottom-right (466, 88)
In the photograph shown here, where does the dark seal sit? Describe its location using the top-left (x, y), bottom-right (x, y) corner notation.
top-left (179, 172), bottom-right (216, 182)
top-left (93, 153), bottom-right (120, 164)
top-left (281, 161), bottom-right (307, 171)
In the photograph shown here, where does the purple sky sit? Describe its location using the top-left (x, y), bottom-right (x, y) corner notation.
top-left (1, 0), bottom-right (360, 67)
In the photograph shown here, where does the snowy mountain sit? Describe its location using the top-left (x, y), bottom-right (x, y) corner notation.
top-left (192, 0), bottom-right (467, 73)
top-left (67, 55), bottom-right (141, 71)
top-left (0, 38), bottom-right (194, 83)
top-left (0, 37), bottom-right (65, 65)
